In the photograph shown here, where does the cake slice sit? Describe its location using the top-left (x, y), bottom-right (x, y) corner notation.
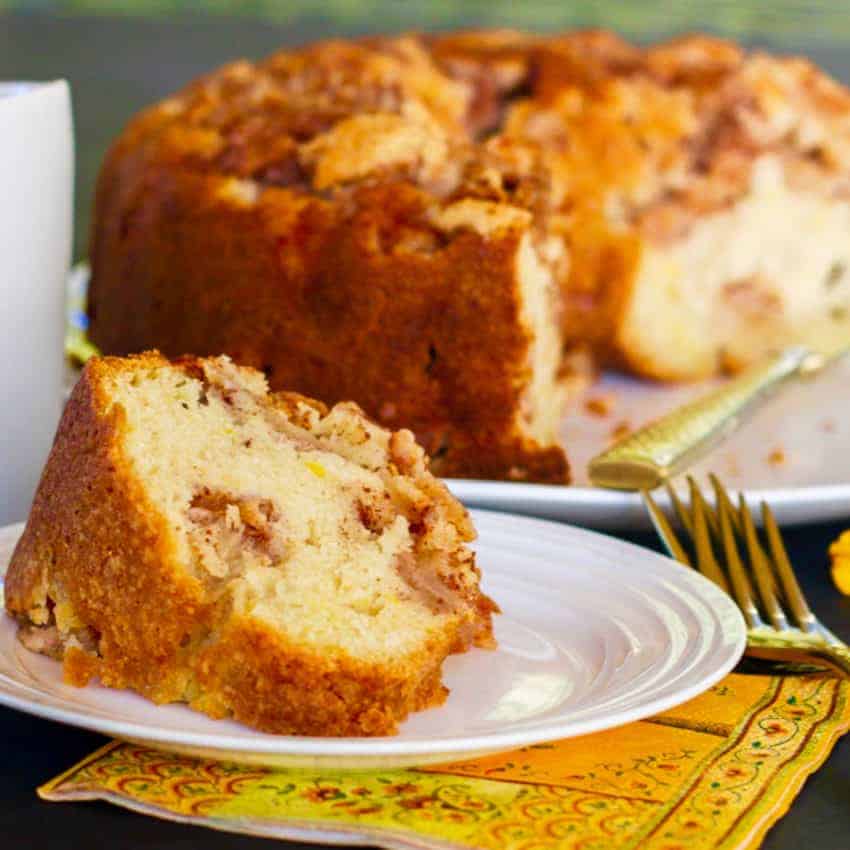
top-left (4, 352), bottom-right (497, 736)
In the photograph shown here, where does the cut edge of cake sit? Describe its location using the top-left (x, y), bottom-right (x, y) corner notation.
top-left (619, 154), bottom-right (850, 379)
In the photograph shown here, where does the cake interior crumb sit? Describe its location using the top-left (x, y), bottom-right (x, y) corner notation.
top-left (57, 358), bottom-right (480, 666)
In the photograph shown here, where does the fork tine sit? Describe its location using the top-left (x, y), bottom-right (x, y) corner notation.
top-left (688, 476), bottom-right (720, 540)
top-left (665, 482), bottom-right (694, 538)
top-left (709, 474), bottom-right (742, 536)
top-left (761, 502), bottom-right (817, 633)
top-left (646, 476), bottom-right (850, 676)
top-left (690, 485), bottom-right (731, 594)
top-left (739, 495), bottom-right (789, 631)
top-left (642, 490), bottom-right (692, 566)
top-left (760, 502), bottom-right (845, 646)
top-left (717, 492), bottom-right (763, 629)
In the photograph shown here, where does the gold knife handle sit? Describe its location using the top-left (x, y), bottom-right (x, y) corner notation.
top-left (588, 346), bottom-right (811, 491)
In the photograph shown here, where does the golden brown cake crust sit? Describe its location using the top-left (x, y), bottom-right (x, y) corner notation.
top-left (5, 354), bottom-right (210, 702)
top-left (5, 352), bottom-right (496, 736)
top-left (192, 619), bottom-right (452, 736)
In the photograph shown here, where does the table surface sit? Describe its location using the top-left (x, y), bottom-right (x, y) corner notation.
top-left (1, 12), bottom-right (850, 850)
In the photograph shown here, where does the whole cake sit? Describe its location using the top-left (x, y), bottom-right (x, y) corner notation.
top-left (4, 352), bottom-right (496, 736)
top-left (88, 31), bottom-right (850, 481)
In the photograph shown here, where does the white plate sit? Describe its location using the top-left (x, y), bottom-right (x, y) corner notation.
top-left (0, 512), bottom-right (745, 769)
top-left (449, 359), bottom-right (850, 529)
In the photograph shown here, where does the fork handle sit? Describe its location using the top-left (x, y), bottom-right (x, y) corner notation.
top-left (805, 645), bottom-right (850, 678)
top-left (589, 347), bottom-right (811, 490)
top-left (747, 633), bottom-right (850, 678)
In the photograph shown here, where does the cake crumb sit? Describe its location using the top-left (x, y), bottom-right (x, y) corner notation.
top-left (5, 352), bottom-right (495, 737)
top-left (767, 448), bottom-right (786, 466)
top-left (822, 419), bottom-right (836, 433)
top-left (610, 421), bottom-right (632, 442)
top-left (724, 453), bottom-right (741, 478)
top-left (585, 394), bottom-right (616, 417)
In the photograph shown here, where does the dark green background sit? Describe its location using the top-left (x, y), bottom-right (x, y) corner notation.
top-left (1, 0), bottom-right (847, 39)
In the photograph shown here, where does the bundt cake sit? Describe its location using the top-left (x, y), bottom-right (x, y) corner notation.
top-left (4, 352), bottom-right (497, 736)
top-left (87, 31), bottom-right (850, 481)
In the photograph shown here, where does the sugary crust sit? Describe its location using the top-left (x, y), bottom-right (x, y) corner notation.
top-left (191, 618), bottom-right (452, 736)
top-left (5, 352), bottom-right (494, 735)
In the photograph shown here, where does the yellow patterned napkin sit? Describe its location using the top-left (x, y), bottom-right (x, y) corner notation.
top-left (39, 672), bottom-right (850, 850)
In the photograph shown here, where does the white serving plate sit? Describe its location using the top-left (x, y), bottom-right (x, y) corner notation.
top-left (449, 359), bottom-right (850, 529)
top-left (0, 511), bottom-right (745, 769)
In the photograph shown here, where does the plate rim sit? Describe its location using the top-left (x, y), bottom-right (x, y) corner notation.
top-left (0, 511), bottom-right (746, 759)
top-left (446, 480), bottom-right (850, 530)
top-left (449, 479), bottom-right (850, 504)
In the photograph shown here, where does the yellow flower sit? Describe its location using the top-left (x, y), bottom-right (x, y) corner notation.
top-left (829, 531), bottom-right (850, 595)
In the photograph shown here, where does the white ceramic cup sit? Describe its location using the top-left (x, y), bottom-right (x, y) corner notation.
top-left (0, 81), bottom-right (73, 525)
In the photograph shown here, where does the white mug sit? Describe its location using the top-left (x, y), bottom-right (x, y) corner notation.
top-left (0, 81), bottom-right (73, 525)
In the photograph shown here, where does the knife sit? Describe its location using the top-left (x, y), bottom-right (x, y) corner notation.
top-left (588, 342), bottom-right (850, 491)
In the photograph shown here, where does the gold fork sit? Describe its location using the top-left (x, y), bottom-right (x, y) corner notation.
top-left (643, 475), bottom-right (850, 678)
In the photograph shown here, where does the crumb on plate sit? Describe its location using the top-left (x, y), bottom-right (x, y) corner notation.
top-left (767, 447), bottom-right (786, 466)
top-left (610, 421), bottom-right (632, 442)
top-left (585, 394), bottom-right (616, 417)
